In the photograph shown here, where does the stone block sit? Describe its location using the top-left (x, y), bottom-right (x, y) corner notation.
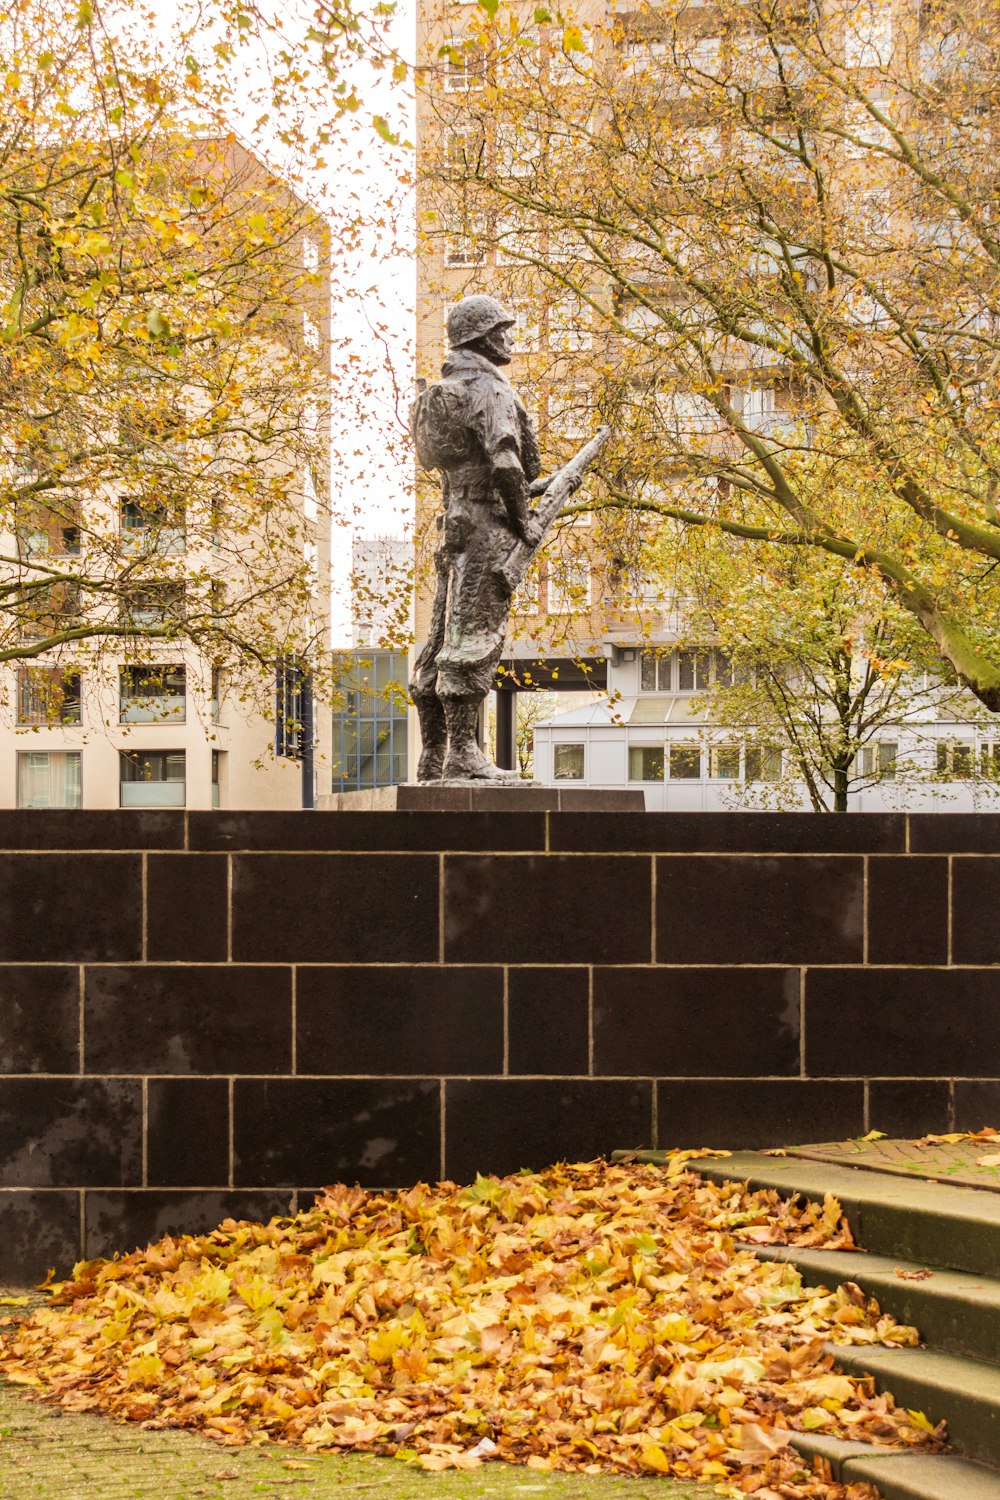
top-left (444, 1079), bottom-right (652, 1180)
top-left (868, 856), bottom-right (949, 965)
top-left (656, 855), bottom-right (864, 964)
top-left (594, 967), bottom-right (800, 1077)
top-left (0, 854), bottom-right (142, 962)
top-left (85, 966), bottom-right (291, 1075)
top-left (0, 1078), bottom-right (142, 1187)
top-left (296, 966), bottom-right (503, 1075)
top-left (147, 854), bottom-right (228, 961)
top-left (658, 1079), bottom-right (865, 1150)
top-left (233, 1078), bottom-right (441, 1188)
top-left (146, 1079), bottom-right (231, 1187)
top-left (0, 966), bottom-right (80, 1073)
top-left (232, 854), bottom-right (439, 962)
top-left (507, 967), bottom-right (589, 1075)
top-left (444, 854), bottom-right (651, 965)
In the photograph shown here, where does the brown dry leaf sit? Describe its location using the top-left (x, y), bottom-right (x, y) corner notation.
top-left (0, 1156), bottom-right (938, 1500)
top-left (894, 1268), bottom-right (933, 1281)
top-left (977, 1153), bottom-right (1000, 1167)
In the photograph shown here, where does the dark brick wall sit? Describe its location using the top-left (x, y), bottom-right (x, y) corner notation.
top-left (0, 809), bottom-right (996, 1279)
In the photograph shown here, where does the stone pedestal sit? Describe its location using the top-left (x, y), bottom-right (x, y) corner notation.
top-left (318, 784), bottom-right (646, 812)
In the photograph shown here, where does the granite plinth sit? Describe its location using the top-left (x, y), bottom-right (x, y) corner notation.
top-left (318, 785), bottom-right (646, 812)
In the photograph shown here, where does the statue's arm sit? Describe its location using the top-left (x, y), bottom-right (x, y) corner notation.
top-left (473, 389), bottom-right (541, 543)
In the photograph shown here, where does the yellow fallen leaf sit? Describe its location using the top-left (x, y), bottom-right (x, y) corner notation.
top-left (640, 1443), bottom-right (673, 1474)
top-left (0, 1297), bottom-right (28, 1307)
top-left (977, 1153), bottom-right (1000, 1167)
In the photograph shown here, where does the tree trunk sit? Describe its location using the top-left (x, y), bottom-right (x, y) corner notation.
top-left (832, 763), bottom-right (850, 813)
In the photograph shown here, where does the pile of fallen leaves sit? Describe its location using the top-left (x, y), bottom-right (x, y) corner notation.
top-left (0, 1156), bottom-right (941, 1499)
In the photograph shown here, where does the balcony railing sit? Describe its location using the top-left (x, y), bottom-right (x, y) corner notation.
top-left (120, 781), bottom-right (185, 808)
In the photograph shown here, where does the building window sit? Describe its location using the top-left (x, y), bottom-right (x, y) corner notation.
top-left (548, 295), bottom-right (592, 351)
top-left (553, 743), bottom-right (585, 780)
top-left (746, 745), bottom-right (783, 781)
top-left (494, 122), bottom-right (539, 178)
top-left (119, 584), bottom-right (185, 628)
top-left (332, 650), bottom-right (409, 791)
top-left (120, 750), bottom-right (186, 807)
top-left (120, 665), bottom-right (186, 723)
top-left (512, 301), bottom-right (541, 353)
top-left (858, 741), bottom-right (897, 779)
top-left (17, 668), bottom-right (82, 725)
top-left (442, 39), bottom-right (485, 92)
top-left (16, 500), bottom-right (81, 558)
top-left (120, 496), bottom-right (185, 555)
top-left (628, 745), bottom-right (664, 781)
top-left (670, 742), bottom-right (702, 779)
top-left (640, 650), bottom-right (672, 691)
top-left (548, 560), bottom-right (591, 612)
top-left (211, 667), bottom-right (223, 724)
top-left (982, 743), bottom-right (1000, 778)
top-left (17, 751), bottom-right (82, 808)
top-left (678, 650), bottom-right (710, 691)
top-left (547, 383), bottom-right (591, 440)
top-left (302, 235), bottom-right (319, 272)
top-left (303, 313), bottom-right (320, 351)
top-left (444, 214), bottom-right (486, 267)
top-left (709, 743), bottom-right (740, 779)
top-left (14, 581), bottom-right (80, 643)
top-left (937, 740), bottom-right (974, 778)
top-left (211, 749), bottom-right (223, 809)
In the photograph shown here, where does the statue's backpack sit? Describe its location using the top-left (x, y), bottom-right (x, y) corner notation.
top-left (410, 379), bottom-right (475, 471)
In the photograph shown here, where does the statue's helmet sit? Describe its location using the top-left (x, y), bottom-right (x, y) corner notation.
top-left (446, 294), bottom-right (516, 349)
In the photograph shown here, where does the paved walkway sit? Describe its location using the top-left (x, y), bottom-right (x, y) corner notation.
top-left (786, 1134), bottom-right (1000, 1193)
top-left (0, 1383), bottom-right (711, 1500)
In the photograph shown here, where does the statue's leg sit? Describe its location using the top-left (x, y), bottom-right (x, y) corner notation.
top-left (409, 547), bottom-right (449, 781)
top-left (437, 506), bottom-right (515, 780)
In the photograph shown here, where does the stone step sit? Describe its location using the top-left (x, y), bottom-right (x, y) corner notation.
top-left (827, 1344), bottom-right (1000, 1469)
top-left (789, 1435), bottom-right (1000, 1499)
top-left (743, 1242), bottom-right (1000, 1367)
top-left (677, 1150), bottom-right (1000, 1278)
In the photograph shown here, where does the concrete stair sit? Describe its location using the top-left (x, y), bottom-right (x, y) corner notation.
top-left (628, 1149), bottom-right (1000, 1498)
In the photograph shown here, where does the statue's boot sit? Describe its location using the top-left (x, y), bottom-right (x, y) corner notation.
top-left (442, 698), bottom-right (506, 781)
top-left (412, 693), bottom-right (447, 781)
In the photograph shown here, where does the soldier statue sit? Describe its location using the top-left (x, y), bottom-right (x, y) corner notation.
top-left (409, 293), bottom-right (609, 782)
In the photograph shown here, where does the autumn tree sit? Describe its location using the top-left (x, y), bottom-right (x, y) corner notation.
top-left (659, 515), bottom-right (977, 808)
top-left (417, 0), bottom-right (1000, 712)
top-left (0, 0), bottom-right (353, 725)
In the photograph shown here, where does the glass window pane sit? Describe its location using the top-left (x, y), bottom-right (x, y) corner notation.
top-left (711, 744), bottom-right (740, 779)
top-left (628, 745), bottom-right (664, 781)
top-left (554, 743), bottom-right (585, 780)
top-left (714, 651), bottom-right (733, 687)
top-left (639, 652), bottom-right (656, 691)
top-left (17, 751), bottom-right (82, 808)
top-left (670, 743), bottom-right (702, 779)
top-left (746, 745), bottom-right (783, 781)
top-left (657, 654), bottom-right (673, 691)
top-left (678, 650), bottom-right (707, 691)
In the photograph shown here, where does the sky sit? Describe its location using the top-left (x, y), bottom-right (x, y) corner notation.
top-left (152, 0), bottom-right (419, 645)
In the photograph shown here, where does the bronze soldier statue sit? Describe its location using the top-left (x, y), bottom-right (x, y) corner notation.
top-left (410, 293), bottom-right (609, 782)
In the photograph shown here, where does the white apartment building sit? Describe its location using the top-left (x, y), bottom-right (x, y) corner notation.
top-left (532, 644), bottom-right (1000, 812)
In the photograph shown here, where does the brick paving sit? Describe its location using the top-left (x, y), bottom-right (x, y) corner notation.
top-left (786, 1135), bottom-right (1000, 1193)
